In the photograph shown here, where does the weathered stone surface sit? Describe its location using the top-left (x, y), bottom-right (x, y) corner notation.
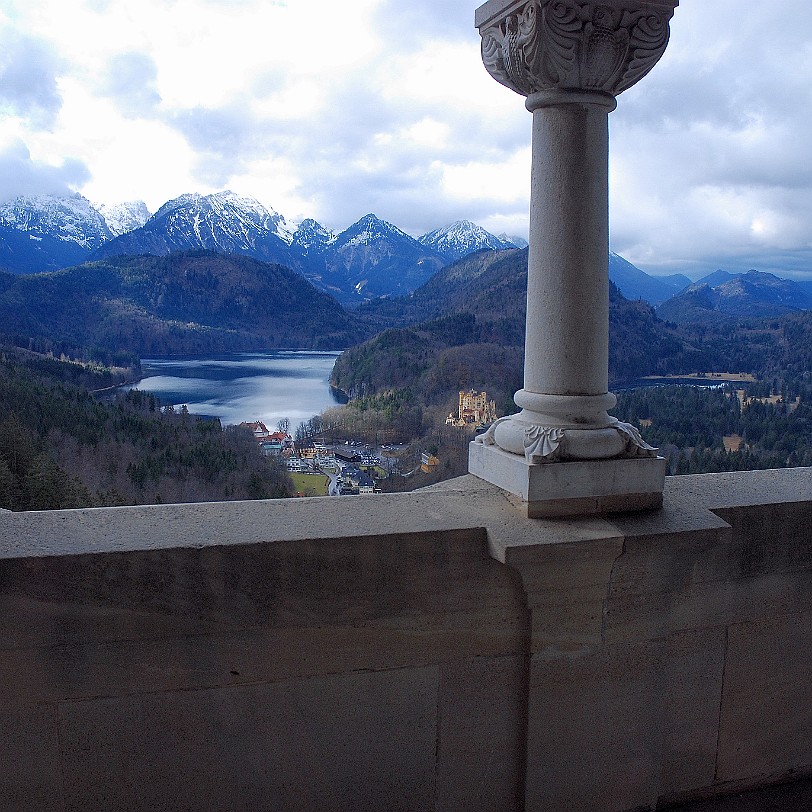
top-left (0, 524), bottom-right (527, 710)
top-left (526, 628), bottom-right (725, 811)
top-left (470, 442), bottom-right (666, 517)
top-left (2, 470), bottom-right (812, 810)
top-left (506, 532), bottom-right (622, 652)
top-left (0, 611), bottom-right (529, 707)
top-left (437, 655), bottom-right (527, 811)
top-left (605, 568), bottom-right (812, 644)
top-left (0, 488), bottom-right (498, 559)
top-left (717, 611), bottom-right (812, 782)
top-left (0, 529), bottom-right (520, 641)
top-left (58, 668), bottom-right (438, 812)
top-left (0, 704), bottom-right (63, 812)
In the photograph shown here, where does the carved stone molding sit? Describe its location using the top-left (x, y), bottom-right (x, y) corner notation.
top-left (475, 415), bottom-right (658, 464)
top-left (478, 0), bottom-right (677, 99)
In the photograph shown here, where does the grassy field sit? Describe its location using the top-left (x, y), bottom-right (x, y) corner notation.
top-left (290, 472), bottom-right (330, 497)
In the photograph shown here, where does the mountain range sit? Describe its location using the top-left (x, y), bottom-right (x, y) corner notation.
top-left (330, 249), bottom-right (812, 415)
top-left (608, 252), bottom-right (691, 305)
top-left (330, 248), bottom-right (685, 408)
top-left (0, 194), bottom-right (113, 274)
top-left (0, 192), bottom-right (520, 306)
top-left (657, 270), bottom-right (812, 323)
top-left (3, 240), bottom-right (812, 419)
top-left (0, 245), bottom-right (691, 411)
top-left (4, 191), bottom-right (812, 321)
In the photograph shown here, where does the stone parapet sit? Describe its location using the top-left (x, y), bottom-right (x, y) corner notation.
top-left (2, 468), bottom-right (812, 810)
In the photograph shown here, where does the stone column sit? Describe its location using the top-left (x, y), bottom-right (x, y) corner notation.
top-left (469, 0), bottom-right (678, 517)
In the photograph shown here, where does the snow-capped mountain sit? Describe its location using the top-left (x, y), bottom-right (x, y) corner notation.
top-left (97, 201), bottom-right (151, 237)
top-left (498, 233), bottom-right (528, 249)
top-left (0, 189), bottom-right (524, 304)
top-left (323, 214), bottom-right (445, 303)
top-left (0, 193), bottom-right (112, 274)
top-left (291, 218), bottom-right (334, 257)
top-left (334, 213), bottom-right (412, 249)
top-left (0, 193), bottom-right (111, 248)
top-left (151, 191), bottom-right (293, 244)
top-left (418, 220), bottom-right (516, 263)
top-left (92, 191), bottom-right (299, 269)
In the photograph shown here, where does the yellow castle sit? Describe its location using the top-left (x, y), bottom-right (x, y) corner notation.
top-left (445, 389), bottom-right (497, 427)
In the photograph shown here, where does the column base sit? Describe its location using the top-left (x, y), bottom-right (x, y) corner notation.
top-left (469, 441), bottom-right (667, 518)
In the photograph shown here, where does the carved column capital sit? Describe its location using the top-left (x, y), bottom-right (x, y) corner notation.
top-left (476, 0), bottom-right (678, 101)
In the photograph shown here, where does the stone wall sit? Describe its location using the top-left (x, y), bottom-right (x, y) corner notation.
top-left (1, 469), bottom-right (812, 811)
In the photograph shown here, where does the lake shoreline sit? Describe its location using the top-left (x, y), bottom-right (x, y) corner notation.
top-left (112, 351), bottom-right (345, 430)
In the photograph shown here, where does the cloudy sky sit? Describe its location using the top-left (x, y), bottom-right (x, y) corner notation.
top-left (0, 0), bottom-right (810, 280)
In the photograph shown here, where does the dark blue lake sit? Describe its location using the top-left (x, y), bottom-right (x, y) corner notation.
top-left (123, 351), bottom-right (346, 429)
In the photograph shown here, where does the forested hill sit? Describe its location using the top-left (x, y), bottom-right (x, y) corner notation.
top-left (0, 345), bottom-right (292, 510)
top-left (352, 248), bottom-right (527, 331)
top-left (332, 248), bottom-right (812, 413)
top-left (0, 251), bottom-right (368, 358)
top-left (332, 249), bottom-right (683, 410)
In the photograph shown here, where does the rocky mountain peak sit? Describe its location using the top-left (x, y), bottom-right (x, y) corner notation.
top-left (336, 214), bottom-right (412, 247)
top-left (291, 218), bottom-right (334, 255)
top-left (418, 220), bottom-right (514, 262)
top-left (97, 201), bottom-right (151, 237)
top-left (0, 193), bottom-right (111, 248)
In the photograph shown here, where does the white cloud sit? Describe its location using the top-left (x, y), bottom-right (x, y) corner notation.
top-left (101, 52), bottom-right (161, 118)
top-left (1, 0), bottom-right (811, 276)
top-left (607, 0), bottom-right (812, 277)
top-left (0, 137), bottom-right (89, 200)
top-left (0, 28), bottom-right (63, 129)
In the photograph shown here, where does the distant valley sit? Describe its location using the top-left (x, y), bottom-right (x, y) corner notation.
top-left (4, 234), bottom-right (812, 507)
top-left (5, 187), bottom-right (812, 421)
top-left (332, 249), bottom-right (812, 412)
top-left (3, 243), bottom-right (812, 411)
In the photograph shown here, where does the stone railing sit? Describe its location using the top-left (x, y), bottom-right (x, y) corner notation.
top-left (2, 467), bottom-right (812, 811)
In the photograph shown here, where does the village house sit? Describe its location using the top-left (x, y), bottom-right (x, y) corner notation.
top-left (240, 420), bottom-right (271, 439)
top-left (241, 424), bottom-right (292, 455)
top-left (357, 473), bottom-right (375, 494)
top-left (298, 444), bottom-right (319, 460)
top-left (337, 466), bottom-right (376, 495)
top-left (258, 439), bottom-right (283, 456)
top-left (334, 448), bottom-right (362, 465)
top-left (420, 452), bottom-right (440, 473)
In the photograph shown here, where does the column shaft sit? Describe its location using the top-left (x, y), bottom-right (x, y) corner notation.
top-left (524, 101), bottom-right (610, 397)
